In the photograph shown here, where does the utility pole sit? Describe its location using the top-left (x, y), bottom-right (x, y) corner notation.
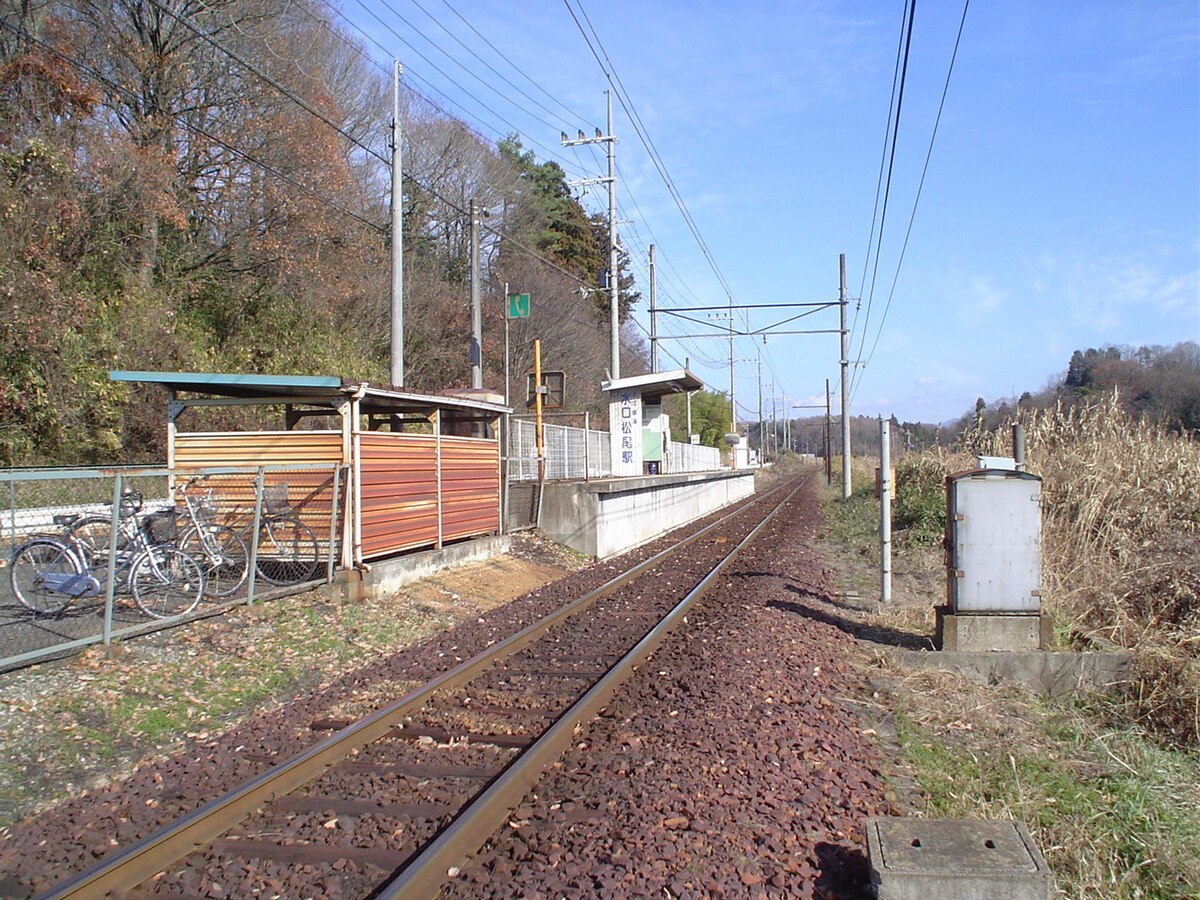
top-left (839, 253), bottom-right (851, 498)
top-left (606, 91), bottom-right (618, 381)
top-left (825, 379), bottom-right (832, 485)
top-left (561, 95), bottom-right (619, 380)
top-left (756, 351), bottom-right (763, 462)
top-left (728, 315), bottom-right (736, 435)
top-left (770, 389), bottom-right (777, 457)
top-left (649, 243), bottom-right (658, 372)
top-left (389, 60), bottom-right (404, 388)
top-left (880, 417), bottom-right (892, 602)
top-left (469, 198), bottom-right (482, 389)
top-left (685, 356), bottom-right (693, 438)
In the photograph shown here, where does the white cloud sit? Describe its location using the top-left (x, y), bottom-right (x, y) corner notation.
top-left (970, 276), bottom-right (1007, 313)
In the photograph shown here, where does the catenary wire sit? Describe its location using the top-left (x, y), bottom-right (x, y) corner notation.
top-left (853, 0), bottom-right (970, 401)
top-left (851, 0), bottom-right (917, 398)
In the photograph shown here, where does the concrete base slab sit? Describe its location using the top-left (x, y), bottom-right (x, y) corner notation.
top-left (937, 609), bottom-right (1046, 651)
top-left (867, 817), bottom-right (1054, 900)
top-left (891, 648), bottom-right (1133, 698)
top-left (352, 536), bottom-right (510, 600)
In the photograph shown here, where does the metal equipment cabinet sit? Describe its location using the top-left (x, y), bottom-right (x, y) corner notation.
top-left (939, 467), bottom-right (1045, 651)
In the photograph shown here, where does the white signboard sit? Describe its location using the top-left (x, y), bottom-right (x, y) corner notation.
top-left (609, 389), bottom-right (643, 476)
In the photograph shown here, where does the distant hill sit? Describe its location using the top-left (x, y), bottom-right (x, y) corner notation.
top-left (956, 341), bottom-right (1200, 437)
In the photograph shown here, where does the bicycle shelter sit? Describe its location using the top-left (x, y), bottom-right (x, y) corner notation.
top-left (109, 371), bottom-right (508, 571)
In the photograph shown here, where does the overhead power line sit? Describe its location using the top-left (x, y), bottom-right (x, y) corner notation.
top-left (856, 0), bottom-right (971, 388)
top-left (562, 0), bottom-right (742, 311)
top-left (851, 0), bottom-right (918, 400)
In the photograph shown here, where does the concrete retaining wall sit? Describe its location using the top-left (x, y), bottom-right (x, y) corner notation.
top-left (539, 470), bottom-right (756, 558)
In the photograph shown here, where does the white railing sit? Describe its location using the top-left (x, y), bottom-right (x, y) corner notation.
top-left (665, 440), bottom-right (722, 474)
top-left (508, 419), bottom-right (722, 481)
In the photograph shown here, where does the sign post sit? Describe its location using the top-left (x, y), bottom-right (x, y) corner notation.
top-left (504, 292), bottom-right (530, 408)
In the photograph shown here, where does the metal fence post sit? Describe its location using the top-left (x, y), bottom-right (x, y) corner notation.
top-left (101, 473), bottom-right (123, 647)
top-left (246, 468), bottom-right (265, 606)
top-left (327, 466), bottom-right (342, 584)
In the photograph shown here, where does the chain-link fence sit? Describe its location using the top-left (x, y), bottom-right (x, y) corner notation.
top-left (0, 464), bottom-right (345, 672)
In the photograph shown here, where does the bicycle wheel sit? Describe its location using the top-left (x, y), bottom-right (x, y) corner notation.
top-left (254, 516), bottom-right (320, 586)
top-left (66, 515), bottom-right (124, 567)
top-left (9, 540), bottom-right (80, 616)
top-left (130, 546), bottom-right (203, 618)
top-left (179, 524), bottom-right (248, 598)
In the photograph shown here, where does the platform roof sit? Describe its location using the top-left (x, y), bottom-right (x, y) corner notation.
top-left (110, 371), bottom-right (511, 416)
top-left (600, 368), bottom-right (704, 398)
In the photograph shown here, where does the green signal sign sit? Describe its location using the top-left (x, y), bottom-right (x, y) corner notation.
top-left (507, 292), bottom-right (530, 318)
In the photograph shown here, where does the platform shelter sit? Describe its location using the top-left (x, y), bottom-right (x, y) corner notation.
top-left (602, 368), bottom-right (704, 476)
top-left (110, 371), bottom-right (509, 571)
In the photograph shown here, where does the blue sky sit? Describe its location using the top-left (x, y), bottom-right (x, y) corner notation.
top-left (347, 0), bottom-right (1199, 425)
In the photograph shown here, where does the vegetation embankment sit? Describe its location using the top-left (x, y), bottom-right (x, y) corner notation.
top-left (1, 3), bottom-right (713, 468)
top-left (819, 393), bottom-right (1200, 899)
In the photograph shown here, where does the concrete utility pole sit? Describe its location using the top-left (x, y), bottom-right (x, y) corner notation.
top-left (825, 379), bottom-right (832, 486)
top-left (606, 91), bottom-right (619, 381)
top-left (389, 59), bottom-right (404, 388)
top-left (757, 351), bottom-right (763, 461)
top-left (880, 417), bottom-right (892, 603)
top-left (469, 198), bottom-right (482, 389)
top-left (561, 95), bottom-right (619, 380)
top-left (649, 243), bottom-right (658, 373)
top-left (685, 356), bottom-right (693, 437)
top-left (840, 253), bottom-right (851, 497)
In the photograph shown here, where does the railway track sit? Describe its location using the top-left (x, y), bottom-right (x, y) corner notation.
top-left (39, 474), bottom-right (807, 899)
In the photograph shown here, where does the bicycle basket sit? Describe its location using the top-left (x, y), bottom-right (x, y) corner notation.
top-left (263, 483), bottom-right (290, 514)
top-left (118, 488), bottom-right (143, 518)
top-left (142, 508), bottom-right (177, 544)
top-left (185, 487), bottom-right (217, 518)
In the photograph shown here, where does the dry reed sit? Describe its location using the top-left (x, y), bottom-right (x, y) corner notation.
top-left (919, 393), bottom-right (1200, 745)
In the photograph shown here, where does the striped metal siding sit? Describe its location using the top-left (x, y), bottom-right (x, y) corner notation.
top-left (173, 432), bottom-right (343, 537)
top-left (440, 436), bottom-right (500, 542)
top-left (174, 431), bottom-right (345, 467)
top-left (358, 433), bottom-right (440, 558)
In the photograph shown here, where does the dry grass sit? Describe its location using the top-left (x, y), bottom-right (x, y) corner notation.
top-left (919, 393), bottom-right (1200, 746)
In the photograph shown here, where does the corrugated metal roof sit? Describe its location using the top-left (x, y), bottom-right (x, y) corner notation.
top-left (110, 370), bottom-right (511, 415)
top-left (110, 370), bottom-right (342, 398)
top-left (601, 368), bottom-right (704, 397)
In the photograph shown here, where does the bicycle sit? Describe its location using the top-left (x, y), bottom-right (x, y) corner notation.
top-left (9, 488), bottom-right (205, 619)
top-left (74, 480), bottom-right (321, 589)
top-left (249, 484), bottom-right (322, 586)
top-left (68, 477), bottom-right (248, 599)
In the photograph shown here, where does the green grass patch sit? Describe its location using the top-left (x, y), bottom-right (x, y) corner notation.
top-left (893, 705), bottom-right (1200, 899)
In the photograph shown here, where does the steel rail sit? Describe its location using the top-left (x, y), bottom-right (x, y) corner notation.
top-left (40, 479), bottom-right (789, 899)
top-left (379, 476), bottom-right (805, 898)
